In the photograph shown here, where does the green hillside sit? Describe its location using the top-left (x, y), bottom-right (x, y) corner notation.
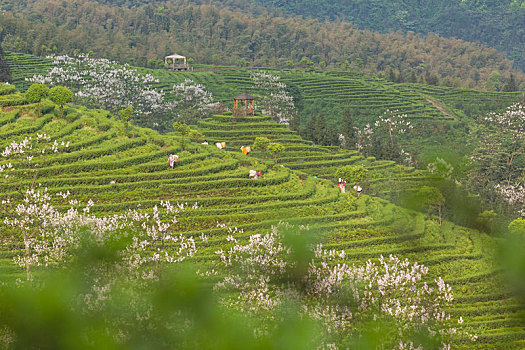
top-left (6, 51), bottom-right (523, 120)
top-left (243, 0), bottom-right (525, 72)
top-left (0, 86), bottom-right (524, 347)
top-left (5, 51), bottom-right (523, 166)
top-left (1, 0), bottom-right (524, 89)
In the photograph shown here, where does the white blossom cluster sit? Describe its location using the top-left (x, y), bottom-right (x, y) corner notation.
top-left (3, 185), bottom-right (199, 277)
top-left (494, 183), bottom-right (525, 216)
top-left (1, 135), bottom-right (199, 280)
top-left (354, 123), bottom-right (375, 152)
top-left (251, 71), bottom-right (296, 125)
top-left (400, 148), bottom-right (416, 167)
top-left (171, 79), bottom-right (213, 105)
top-left (494, 183), bottom-right (525, 205)
top-left (484, 103), bottom-right (525, 137)
top-left (0, 134), bottom-right (67, 179)
top-left (427, 157), bottom-right (454, 179)
top-left (166, 79), bottom-right (214, 124)
top-left (375, 109), bottom-right (414, 135)
top-left (28, 55), bottom-right (165, 118)
top-left (214, 223), bottom-right (461, 348)
top-left (27, 55), bottom-right (215, 129)
top-left (354, 110), bottom-right (414, 162)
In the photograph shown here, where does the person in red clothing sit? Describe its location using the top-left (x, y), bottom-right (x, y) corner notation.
top-left (168, 153), bottom-right (175, 169)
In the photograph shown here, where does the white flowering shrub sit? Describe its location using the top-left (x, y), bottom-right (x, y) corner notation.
top-left (215, 223), bottom-right (461, 349)
top-left (354, 109), bottom-right (414, 163)
top-left (467, 103), bottom-right (525, 216)
top-left (494, 183), bottom-right (525, 217)
top-left (28, 55), bottom-right (164, 117)
top-left (354, 122), bottom-right (374, 153)
top-left (484, 103), bottom-right (525, 136)
top-left (166, 79), bottom-right (214, 125)
top-left (27, 55), bottom-right (214, 132)
top-left (251, 71), bottom-right (296, 125)
top-left (482, 103), bottom-right (525, 185)
top-left (427, 157), bottom-right (454, 179)
top-left (3, 189), bottom-right (199, 281)
top-left (376, 109), bottom-right (414, 137)
top-left (0, 135), bottom-right (199, 281)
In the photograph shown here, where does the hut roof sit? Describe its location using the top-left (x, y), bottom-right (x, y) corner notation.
top-left (165, 54), bottom-right (186, 59)
top-left (233, 92), bottom-right (256, 100)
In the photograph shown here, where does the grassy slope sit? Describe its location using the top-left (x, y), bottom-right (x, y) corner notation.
top-left (0, 85), bottom-right (523, 347)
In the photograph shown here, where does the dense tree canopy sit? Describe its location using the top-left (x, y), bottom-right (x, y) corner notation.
top-left (0, 27), bottom-right (11, 83)
top-left (241, 0), bottom-right (525, 72)
top-left (0, 0), bottom-right (523, 89)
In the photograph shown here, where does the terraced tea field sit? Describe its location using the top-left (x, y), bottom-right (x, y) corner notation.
top-left (0, 84), bottom-right (523, 348)
top-left (5, 52), bottom-right (523, 124)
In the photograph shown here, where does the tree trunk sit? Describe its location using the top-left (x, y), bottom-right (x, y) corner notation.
top-left (506, 137), bottom-right (519, 185)
top-left (23, 230), bottom-right (32, 280)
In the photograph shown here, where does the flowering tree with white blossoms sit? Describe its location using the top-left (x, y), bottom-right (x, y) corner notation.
top-left (354, 122), bottom-right (374, 154)
top-left (354, 109), bottom-right (414, 165)
top-left (215, 223), bottom-right (464, 349)
top-left (122, 200), bottom-right (199, 280)
top-left (3, 190), bottom-right (199, 281)
top-left (27, 55), bottom-right (165, 128)
top-left (0, 134), bottom-right (199, 281)
top-left (427, 157), bottom-right (454, 180)
top-left (0, 134), bottom-right (70, 279)
top-left (28, 55), bottom-right (215, 132)
top-left (251, 71), bottom-right (297, 125)
top-left (376, 109), bottom-right (414, 148)
top-left (494, 183), bottom-right (525, 217)
top-left (166, 79), bottom-right (214, 125)
top-left (466, 104), bottom-right (525, 217)
top-left (483, 103), bottom-right (525, 184)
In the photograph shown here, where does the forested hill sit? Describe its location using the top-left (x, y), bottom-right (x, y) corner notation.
top-left (0, 0), bottom-right (524, 90)
top-left (239, 0), bottom-right (525, 72)
top-left (0, 27), bottom-right (11, 83)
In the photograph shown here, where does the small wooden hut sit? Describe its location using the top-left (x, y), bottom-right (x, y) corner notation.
top-left (233, 92), bottom-right (256, 117)
top-left (164, 54), bottom-right (191, 71)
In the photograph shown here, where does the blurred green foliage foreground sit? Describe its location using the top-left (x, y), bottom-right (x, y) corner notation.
top-left (0, 233), bottom-right (359, 350)
top-left (0, 224), bottom-right (492, 350)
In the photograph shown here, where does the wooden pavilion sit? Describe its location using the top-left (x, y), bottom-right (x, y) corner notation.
top-left (164, 54), bottom-right (192, 71)
top-left (233, 92), bottom-right (256, 117)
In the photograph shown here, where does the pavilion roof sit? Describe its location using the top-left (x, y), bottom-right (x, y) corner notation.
top-left (165, 54), bottom-right (186, 59)
top-left (233, 92), bottom-right (256, 100)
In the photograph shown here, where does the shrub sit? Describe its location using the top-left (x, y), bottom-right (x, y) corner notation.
top-left (49, 86), bottom-right (73, 118)
top-left (267, 142), bottom-right (285, 163)
top-left (25, 83), bottom-right (49, 116)
top-left (335, 164), bottom-right (368, 185)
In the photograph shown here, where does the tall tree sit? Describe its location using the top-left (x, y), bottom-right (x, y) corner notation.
top-left (341, 108), bottom-right (357, 149)
top-left (1, 1), bottom-right (522, 89)
top-left (502, 74), bottom-right (518, 92)
top-left (49, 86), bottom-right (73, 118)
top-left (0, 28), bottom-right (11, 83)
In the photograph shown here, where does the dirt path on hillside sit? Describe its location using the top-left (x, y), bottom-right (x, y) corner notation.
top-left (424, 97), bottom-right (457, 120)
